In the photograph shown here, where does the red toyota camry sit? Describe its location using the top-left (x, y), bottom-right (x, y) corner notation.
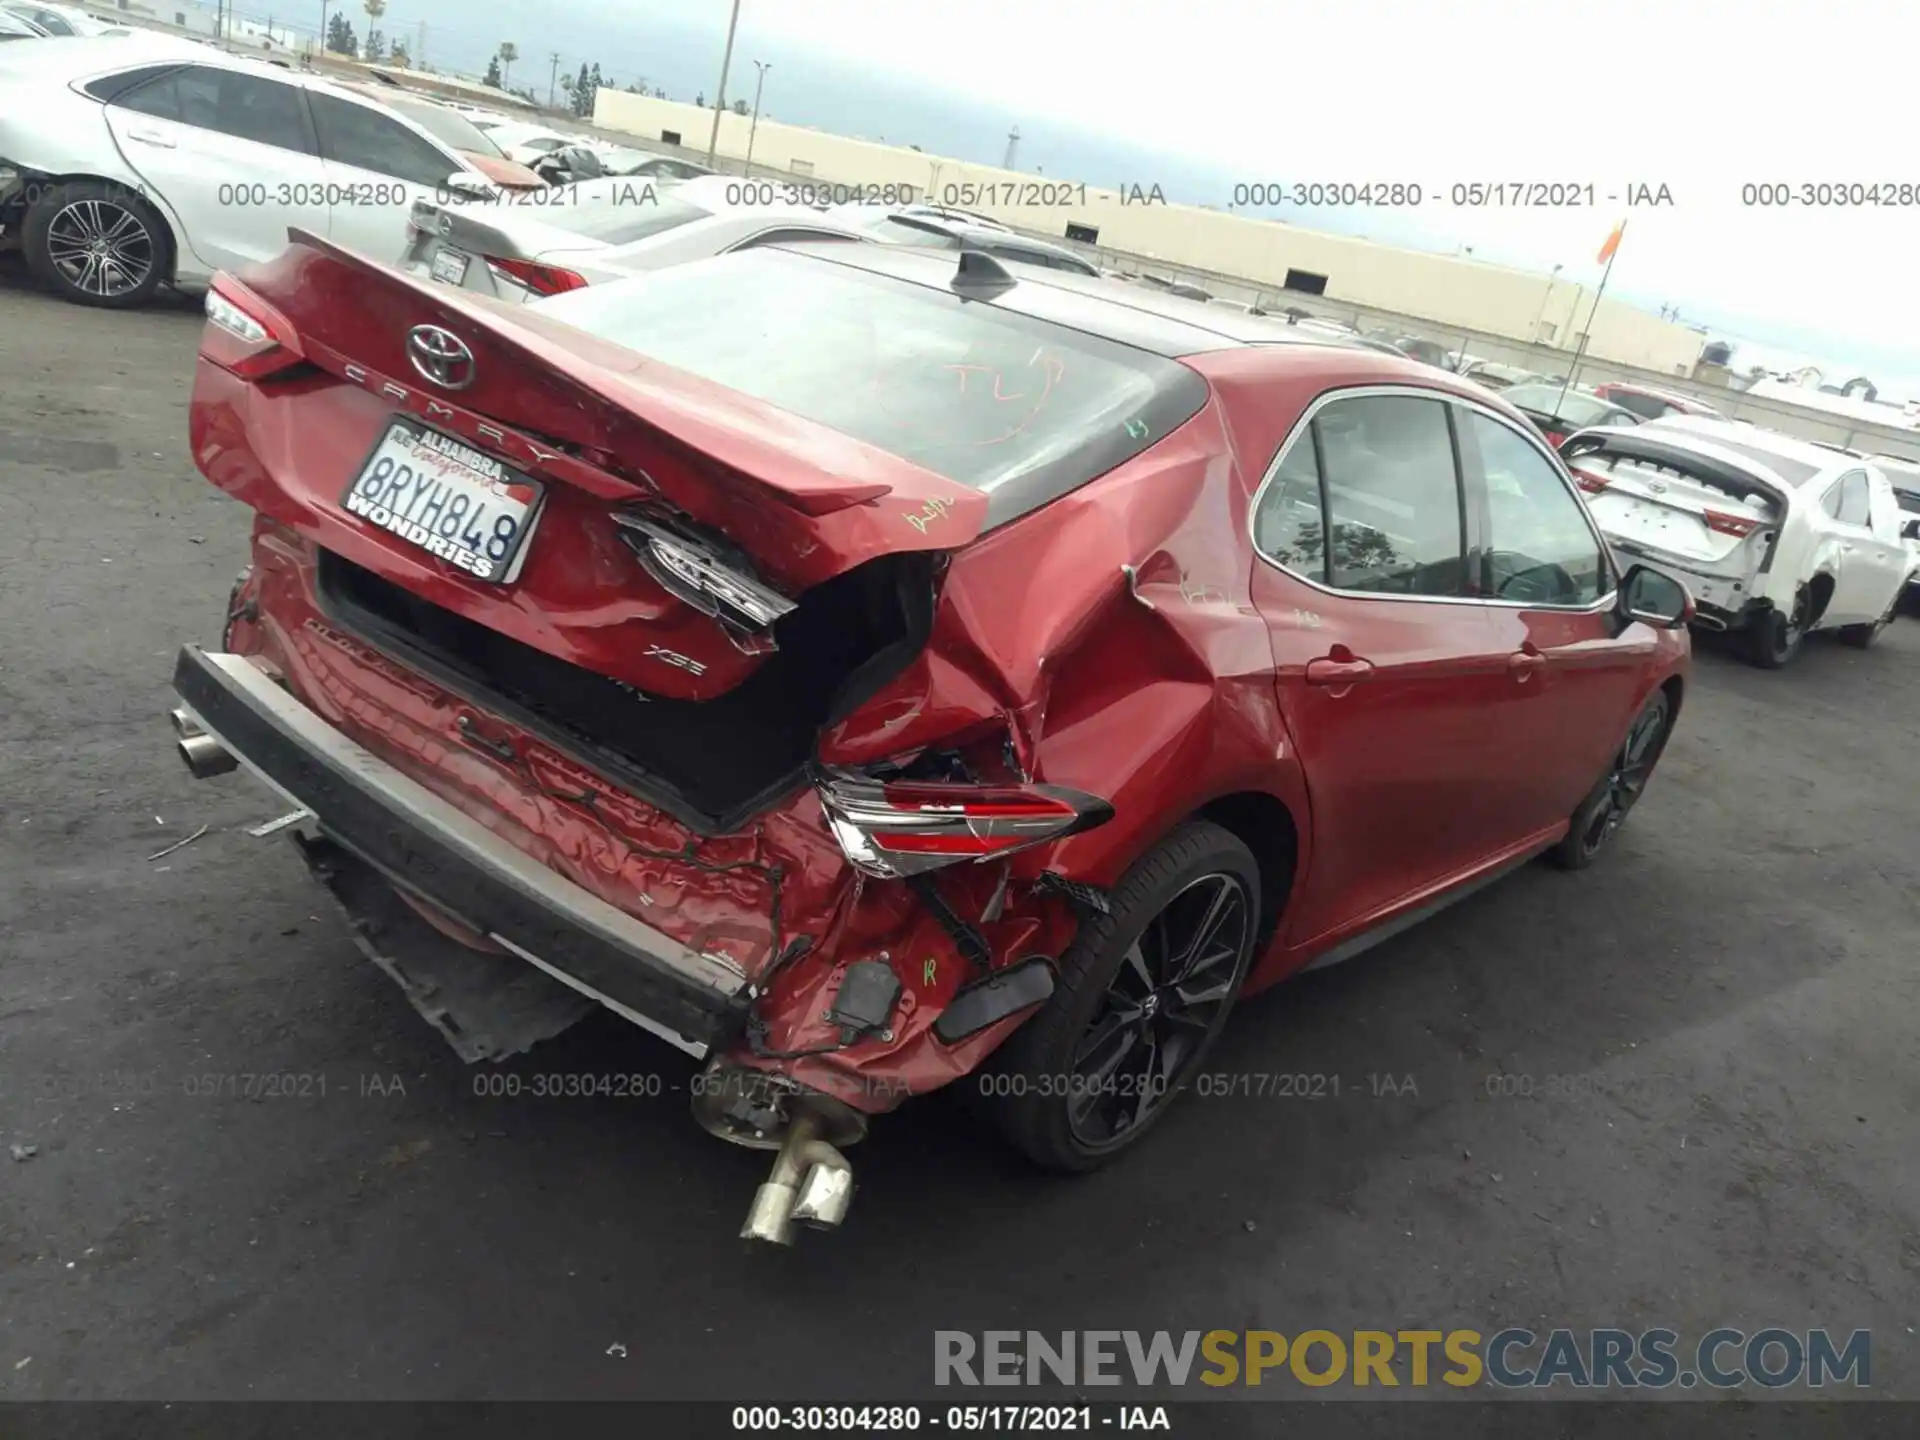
top-left (172, 235), bottom-right (1691, 1243)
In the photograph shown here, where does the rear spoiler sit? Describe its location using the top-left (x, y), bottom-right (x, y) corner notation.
top-left (1560, 429), bottom-right (1790, 507)
top-left (268, 226), bottom-right (987, 527)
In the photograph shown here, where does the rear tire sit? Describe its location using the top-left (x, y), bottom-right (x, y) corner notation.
top-left (22, 180), bottom-right (169, 309)
top-left (978, 822), bottom-right (1260, 1173)
top-left (1744, 589), bottom-right (1807, 669)
top-left (1547, 689), bottom-right (1673, 872)
top-left (1838, 591), bottom-right (1899, 648)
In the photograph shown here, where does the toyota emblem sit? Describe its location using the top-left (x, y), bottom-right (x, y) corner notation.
top-left (406, 324), bottom-right (475, 391)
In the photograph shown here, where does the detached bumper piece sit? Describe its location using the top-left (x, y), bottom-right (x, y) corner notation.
top-left (169, 646), bottom-right (753, 1053)
top-left (297, 833), bottom-right (598, 1063)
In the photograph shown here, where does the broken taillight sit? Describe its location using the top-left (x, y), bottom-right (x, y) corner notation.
top-left (815, 774), bottom-right (1114, 879)
top-left (202, 273), bottom-right (305, 380)
top-left (485, 255), bottom-right (589, 295)
top-left (1571, 467), bottom-right (1612, 494)
top-left (1703, 509), bottom-right (1762, 538)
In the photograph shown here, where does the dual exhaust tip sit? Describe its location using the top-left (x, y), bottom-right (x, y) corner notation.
top-left (170, 707), bottom-right (238, 779)
top-left (738, 1106), bottom-right (856, 1246)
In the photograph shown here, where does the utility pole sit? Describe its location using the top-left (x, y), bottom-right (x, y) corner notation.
top-left (705, 0), bottom-right (741, 167)
top-left (416, 19), bottom-right (425, 67)
top-left (548, 52), bottom-right (561, 109)
top-left (317, 0), bottom-right (329, 59)
top-left (744, 60), bottom-right (770, 176)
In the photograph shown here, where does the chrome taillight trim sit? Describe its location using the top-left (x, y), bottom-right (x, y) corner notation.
top-left (613, 511), bottom-right (798, 642)
top-left (814, 772), bottom-right (1113, 879)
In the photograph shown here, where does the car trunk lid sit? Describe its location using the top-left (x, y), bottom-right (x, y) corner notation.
top-left (1564, 431), bottom-right (1785, 574)
top-left (196, 231), bottom-right (989, 827)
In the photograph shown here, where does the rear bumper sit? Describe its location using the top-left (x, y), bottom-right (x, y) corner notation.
top-left (1605, 539), bottom-right (1763, 623)
top-left (171, 644), bottom-right (754, 1052)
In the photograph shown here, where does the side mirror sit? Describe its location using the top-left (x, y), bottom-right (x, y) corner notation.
top-left (1619, 564), bottom-right (1693, 630)
top-left (1902, 517), bottom-right (1920, 542)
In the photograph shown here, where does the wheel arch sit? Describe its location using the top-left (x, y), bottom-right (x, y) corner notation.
top-left (1659, 672), bottom-right (1685, 728)
top-left (1805, 570), bottom-right (1837, 628)
top-left (1189, 790), bottom-right (1299, 956)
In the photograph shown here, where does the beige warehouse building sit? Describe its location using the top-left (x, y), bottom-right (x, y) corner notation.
top-left (592, 92), bottom-right (1706, 374)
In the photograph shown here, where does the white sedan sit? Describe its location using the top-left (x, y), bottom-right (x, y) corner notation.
top-left (1562, 416), bottom-right (1915, 666)
top-left (0, 37), bottom-right (545, 306)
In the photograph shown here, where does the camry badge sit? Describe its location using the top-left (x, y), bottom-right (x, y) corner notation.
top-left (405, 324), bottom-right (475, 391)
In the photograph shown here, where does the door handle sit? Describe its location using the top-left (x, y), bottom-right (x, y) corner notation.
top-left (1305, 655), bottom-right (1375, 686)
top-left (1507, 650), bottom-right (1546, 679)
top-left (126, 128), bottom-right (176, 149)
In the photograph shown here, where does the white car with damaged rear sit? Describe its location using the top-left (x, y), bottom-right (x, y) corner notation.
top-left (1562, 417), bottom-right (1914, 667)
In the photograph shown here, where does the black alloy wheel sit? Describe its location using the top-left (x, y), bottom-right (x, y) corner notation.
top-left (1549, 690), bottom-right (1672, 871)
top-left (980, 821), bottom-right (1261, 1171)
top-left (1064, 870), bottom-right (1251, 1148)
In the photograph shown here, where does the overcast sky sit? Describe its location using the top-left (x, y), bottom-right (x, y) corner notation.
top-left (705, 0), bottom-right (1917, 385)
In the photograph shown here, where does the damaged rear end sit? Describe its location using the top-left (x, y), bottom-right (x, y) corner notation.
top-left (174, 235), bottom-right (1206, 1242)
top-left (1563, 428), bottom-right (1791, 629)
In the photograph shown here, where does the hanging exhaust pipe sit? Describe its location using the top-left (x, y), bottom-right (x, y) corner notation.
top-left (177, 731), bottom-right (238, 779)
top-left (739, 1106), bottom-right (857, 1245)
top-left (169, 706), bottom-right (202, 739)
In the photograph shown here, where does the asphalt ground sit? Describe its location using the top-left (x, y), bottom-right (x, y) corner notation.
top-left (1, 264), bottom-right (1916, 1413)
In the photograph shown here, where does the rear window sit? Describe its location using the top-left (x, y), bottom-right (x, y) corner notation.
top-left (1503, 385), bottom-right (1618, 426)
top-left (1605, 390), bottom-right (1672, 420)
top-left (379, 94), bottom-right (505, 158)
top-left (534, 246), bottom-right (1209, 525)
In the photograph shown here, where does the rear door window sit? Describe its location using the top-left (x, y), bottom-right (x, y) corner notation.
top-left (1469, 410), bottom-right (1610, 605)
top-left (1252, 425), bottom-right (1327, 579)
top-left (1254, 394), bottom-right (1469, 597)
top-left (1828, 470), bottom-right (1872, 526)
top-left (310, 92), bottom-right (457, 187)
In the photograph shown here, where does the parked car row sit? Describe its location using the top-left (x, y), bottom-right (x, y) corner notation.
top-left (0, 38), bottom-right (742, 301)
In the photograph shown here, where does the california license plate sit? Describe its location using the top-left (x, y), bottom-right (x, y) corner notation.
top-left (430, 245), bottom-right (471, 285)
top-left (341, 419), bottom-right (543, 584)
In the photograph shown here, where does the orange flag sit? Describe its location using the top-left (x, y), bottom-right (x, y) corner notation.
top-left (1596, 220), bottom-right (1626, 266)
